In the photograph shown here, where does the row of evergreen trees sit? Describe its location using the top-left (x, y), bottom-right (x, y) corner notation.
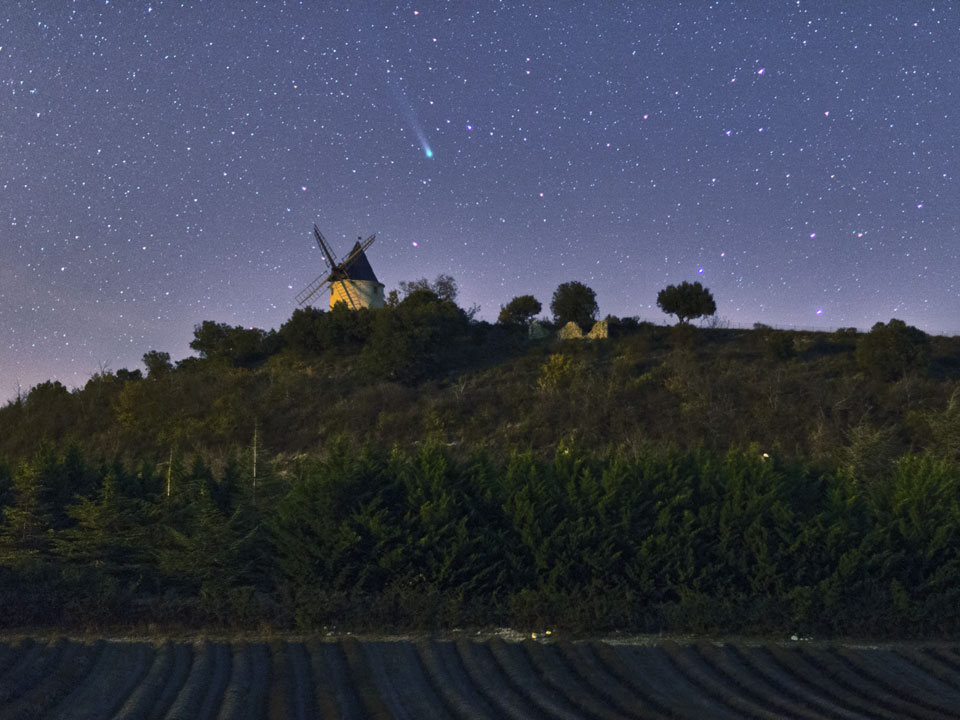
top-left (3, 439), bottom-right (960, 637)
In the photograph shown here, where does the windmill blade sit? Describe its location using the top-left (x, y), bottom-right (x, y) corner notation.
top-left (333, 279), bottom-right (360, 310)
top-left (338, 233), bottom-right (377, 272)
top-left (295, 272), bottom-right (334, 306)
top-left (313, 225), bottom-right (338, 269)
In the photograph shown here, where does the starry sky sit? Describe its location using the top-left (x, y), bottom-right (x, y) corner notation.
top-left (3, 1), bottom-right (959, 401)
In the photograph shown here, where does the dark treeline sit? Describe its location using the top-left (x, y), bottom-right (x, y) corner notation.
top-left (2, 439), bottom-right (960, 638)
top-left (3, 286), bottom-right (960, 636)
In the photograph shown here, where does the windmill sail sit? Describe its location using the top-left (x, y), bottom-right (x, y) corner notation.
top-left (295, 273), bottom-right (332, 306)
top-left (295, 228), bottom-right (384, 309)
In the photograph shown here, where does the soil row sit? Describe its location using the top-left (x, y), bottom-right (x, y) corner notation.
top-left (1, 638), bottom-right (960, 719)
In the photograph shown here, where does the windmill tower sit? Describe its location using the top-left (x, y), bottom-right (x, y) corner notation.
top-left (295, 225), bottom-right (386, 310)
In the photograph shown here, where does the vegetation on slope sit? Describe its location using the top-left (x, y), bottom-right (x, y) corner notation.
top-left (1, 282), bottom-right (960, 636)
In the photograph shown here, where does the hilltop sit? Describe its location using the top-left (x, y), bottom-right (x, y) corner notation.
top-left (2, 290), bottom-right (958, 471)
top-left (2, 290), bottom-right (960, 637)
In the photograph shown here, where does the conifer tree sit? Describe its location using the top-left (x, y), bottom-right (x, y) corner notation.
top-left (0, 457), bottom-right (53, 567)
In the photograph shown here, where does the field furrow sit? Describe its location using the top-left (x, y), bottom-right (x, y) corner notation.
top-left (929, 648), bottom-right (960, 676)
top-left (266, 641), bottom-right (287, 720)
top-left (163, 641), bottom-right (214, 720)
top-left (614, 645), bottom-right (744, 720)
top-left (281, 642), bottom-right (315, 720)
top-left (733, 645), bottom-right (870, 720)
top-left (894, 647), bottom-right (960, 695)
top-left (556, 641), bottom-right (663, 719)
top-left (375, 641), bottom-right (455, 719)
top-left (308, 641), bottom-right (365, 720)
top-left (52, 641), bottom-right (153, 720)
top-left (244, 642), bottom-right (271, 719)
top-left (260, 640), bottom-right (290, 720)
top-left (112, 641), bottom-right (174, 720)
top-left (145, 642), bottom-right (193, 720)
top-left (0, 641), bottom-right (30, 680)
top-left (695, 642), bottom-right (828, 720)
top-left (339, 637), bottom-right (396, 720)
top-left (193, 643), bottom-right (232, 720)
top-left (521, 638), bottom-right (633, 720)
top-left (660, 640), bottom-right (786, 720)
top-left (3, 637), bottom-right (960, 718)
top-left (0, 638), bottom-right (66, 707)
top-left (835, 646), bottom-right (960, 714)
top-left (814, 646), bottom-right (959, 720)
top-left (801, 646), bottom-right (953, 720)
top-left (354, 640), bottom-right (435, 720)
top-left (486, 636), bottom-right (590, 720)
top-left (414, 639), bottom-right (500, 720)
top-left (1, 640), bottom-right (102, 720)
top-left (587, 640), bottom-right (689, 718)
top-left (217, 642), bottom-right (252, 720)
top-left (454, 637), bottom-right (550, 720)
top-left (764, 645), bottom-right (901, 720)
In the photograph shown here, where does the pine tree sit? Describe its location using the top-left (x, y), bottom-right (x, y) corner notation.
top-left (0, 457), bottom-right (53, 567)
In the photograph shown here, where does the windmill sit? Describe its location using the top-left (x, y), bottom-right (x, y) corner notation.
top-left (295, 225), bottom-right (386, 310)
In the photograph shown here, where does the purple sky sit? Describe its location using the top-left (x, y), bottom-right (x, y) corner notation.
top-left (3, 2), bottom-right (959, 401)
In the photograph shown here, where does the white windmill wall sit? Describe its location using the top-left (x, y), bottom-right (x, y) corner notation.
top-left (330, 279), bottom-right (385, 310)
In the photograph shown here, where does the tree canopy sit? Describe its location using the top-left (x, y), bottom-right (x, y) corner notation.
top-left (856, 318), bottom-right (930, 380)
top-left (398, 274), bottom-right (458, 303)
top-left (497, 295), bottom-right (542, 326)
top-left (550, 281), bottom-right (598, 328)
top-left (190, 321), bottom-right (279, 368)
top-left (142, 350), bottom-right (173, 378)
top-left (656, 280), bottom-right (717, 325)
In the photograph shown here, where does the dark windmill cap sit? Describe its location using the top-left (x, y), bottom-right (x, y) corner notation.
top-left (343, 241), bottom-right (379, 282)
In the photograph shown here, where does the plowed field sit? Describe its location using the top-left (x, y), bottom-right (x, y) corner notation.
top-left (1, 636), bottom-right (959, 719)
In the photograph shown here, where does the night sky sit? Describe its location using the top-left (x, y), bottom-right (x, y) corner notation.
top-left (3, 2), bottom-right (959, 401)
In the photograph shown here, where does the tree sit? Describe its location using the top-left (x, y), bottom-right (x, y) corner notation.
top-left (190, 321), bottom-right (279, 368)
top-left (498, 295), bottom-right (542, 326)
top-left (52, 471), bottom-right (139, 570)
top-left (361, 289), bottom-right (472, 384)
top-left (856, 319), bottom-right (930, 381)
top-left (550, 281), bottom-right (598, 328)
top-left (0, 456), bottom-right (53, 566)
top-left (115, 368), bottom-right (142, 382)
top-left (142, 350), bottom-right (173, 379)
top-left (656, 280), bottom-right (717, 325)
top-left (398, 274), bottom-right (458, 302)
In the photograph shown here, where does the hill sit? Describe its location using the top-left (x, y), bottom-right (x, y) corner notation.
top-left (3, 301), bottom-right (960, 469)
top-left (2, 294), bottom-right (960, 637)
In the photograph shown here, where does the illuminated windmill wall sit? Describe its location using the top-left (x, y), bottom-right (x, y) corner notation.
top-left (328, 240), bottom-right (385, 310)
top-left (296, 226), bottom-right (386, 310)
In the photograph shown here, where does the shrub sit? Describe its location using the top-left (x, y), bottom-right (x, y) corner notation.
top-left (765, 331), bottom-right (796, 361)
top-left (856, 319), bottom-right (930, 381)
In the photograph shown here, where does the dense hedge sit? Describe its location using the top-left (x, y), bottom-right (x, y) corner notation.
top-left (2, 440), bottom-right (960, 638)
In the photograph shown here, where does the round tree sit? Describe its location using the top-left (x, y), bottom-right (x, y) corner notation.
top-left (550, 281), bottom-right (598, 328)
top-left (856, 318), bottom-right (930, 380)
top-left (656, 280), bottom-right (717, 325)
top-left (498, 295), bottom-right (542, 326)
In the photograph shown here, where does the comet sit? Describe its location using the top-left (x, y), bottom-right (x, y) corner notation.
top-left (391, 81), bottom-right (434, 159)
top-left (408, 114), bottom-right (433, 158)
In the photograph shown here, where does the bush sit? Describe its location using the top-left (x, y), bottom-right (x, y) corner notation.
top-left (856, 319), bottom-right (930, 381)
top-left (765, 331), bottom-right (796, 361)
top-left (361, 290), bottom-right (472, 384)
